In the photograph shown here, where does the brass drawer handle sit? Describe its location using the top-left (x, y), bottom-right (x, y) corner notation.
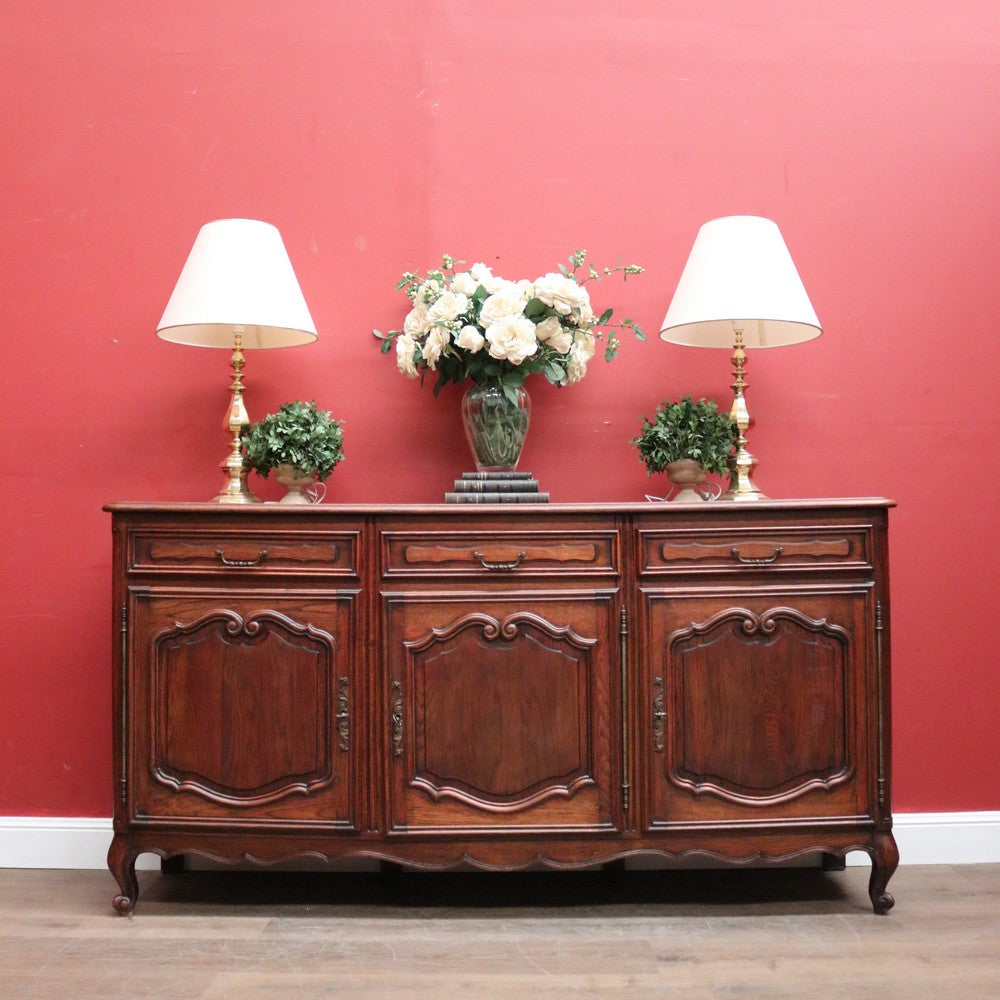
top-left (391, 681), bottom-right (404, 757)
top-left (336, 677), bottom-right (350, 753)
top-left (731, 546), bottom-right (783, 566)
top-left (653, 677), bottom-right (666, 753)
top-left (474, 550), bottom-right (526, 572)
top-left (216, 549), bottom-right (268, 567)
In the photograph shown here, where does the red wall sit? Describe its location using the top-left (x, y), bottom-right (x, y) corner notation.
top-left (2, 1), bottom-right (998, 817)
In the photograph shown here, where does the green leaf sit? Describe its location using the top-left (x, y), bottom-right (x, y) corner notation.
top-left (597, 307), bottom-right (613, 325)
top-left (525, 297), bottom-right (548, 319)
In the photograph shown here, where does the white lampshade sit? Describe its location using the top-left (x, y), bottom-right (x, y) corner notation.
top-left (660, 216), bottom-right (821, 348)
top-left (156, 219), bottom-right (318, 349)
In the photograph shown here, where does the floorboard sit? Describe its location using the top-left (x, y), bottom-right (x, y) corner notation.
top-left (1, 865), bottom-right (997, 998)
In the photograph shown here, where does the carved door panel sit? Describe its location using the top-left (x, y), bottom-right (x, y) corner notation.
top-left (127, 591), bottom-right (358, 829)
top-left (384, 594), bottom-right (620, 834)
top-left (642, 588), bottom-right (874, 828)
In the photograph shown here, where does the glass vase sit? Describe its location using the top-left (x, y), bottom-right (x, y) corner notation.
top-left (461, 382), bottom-right (531, 472)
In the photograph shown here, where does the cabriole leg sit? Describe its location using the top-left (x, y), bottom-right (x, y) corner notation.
top-left (868, 831), bottom-right (899, 915)
top-left (107, 834), bottom-right (139, 915)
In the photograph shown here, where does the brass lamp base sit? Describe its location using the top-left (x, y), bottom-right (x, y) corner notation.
top-left (721, 446), bottom-right (767, 501)
top-left (213, 332), bottom-right (260, 504)
top-left (214, 459), bottom-right (260, 505)
top-left (720, 326), bottom-right (766, 501)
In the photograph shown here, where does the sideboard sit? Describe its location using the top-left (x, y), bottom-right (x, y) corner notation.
top-left (106, 499), bottom-right (897, 914)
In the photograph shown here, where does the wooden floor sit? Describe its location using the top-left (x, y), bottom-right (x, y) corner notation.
top-left (1, 864), bottom-right (998, 998)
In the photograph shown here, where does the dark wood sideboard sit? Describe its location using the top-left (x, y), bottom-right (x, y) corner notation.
top-left (106, 499), bottom-right (897, 914)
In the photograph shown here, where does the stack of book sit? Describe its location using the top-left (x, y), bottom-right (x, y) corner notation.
top-left (444, 471), bottom-right (550, 503)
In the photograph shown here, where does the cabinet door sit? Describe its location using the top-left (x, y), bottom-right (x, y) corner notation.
top-left (384, 593), bottom-right (621, 834)
top-left (641, 587), bottom-right (874, 828)
top-left (127, 590), bottom-right (358, 830)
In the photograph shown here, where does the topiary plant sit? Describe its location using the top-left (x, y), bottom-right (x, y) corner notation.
top-left (632, 395), bottom-right (737, 476)
top-left (243, 401), bottom-right (345, 481)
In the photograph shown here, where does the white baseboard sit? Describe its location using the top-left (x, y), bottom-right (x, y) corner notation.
top-left (889, 811), bottom-right (1000, 865)
top-left (0, 817), bottom-right (155, 872)
top-left (0, 817), bottom-right (155, 871)
top-left (1, 813), bottom-right (997, 871)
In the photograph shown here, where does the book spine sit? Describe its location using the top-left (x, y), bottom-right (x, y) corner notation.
top-left (444, 492), bottom-right (550, 504)
top-left (460, 471), bottom-right (533, 480)
top-left (452, 479), bottom-right (539, 493)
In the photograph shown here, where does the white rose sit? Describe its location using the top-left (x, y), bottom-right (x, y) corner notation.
top-left (478, 281), bottom-right (529, 328)
top-left (395, 333), bottom-right (419, 378)
top-left (470, 262), bottom-right (503, 293)
top-left (575, 331), bottom-right (597, 362)
top-left (560, 352), bottom-right (588, 385)
top-left (559, 334), bottom-right (596, 385)
top-left (485, 314), bottom-right (538, 365)
top-left (533, 272), bottom-right (590, 317)
top-left (421, 327), bottom-right (451, 370)
top-left (455, 324), bottom-right (486, 353)
top-left (403, 303), bottom-right (431, 340)
top-left (535, 315), bottom-right (574, 354)
top-left (427, 290), bottom-right (469, 325)
top-left (449, 271), bottom-right (478, 297)
top-left (534, 316), bottom-right (561, 341)
top-left (571, 303), bottom-right (596, 328)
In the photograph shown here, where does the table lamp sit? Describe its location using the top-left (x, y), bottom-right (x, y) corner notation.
top-left (660, 215), bottom-right (821, 500)
top-left (156, 219), bottom-right (318, 503)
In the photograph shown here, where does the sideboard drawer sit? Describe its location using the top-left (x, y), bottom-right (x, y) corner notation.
top-left (639, 525), bottom-right (871, 575)
top-left (129, 529), bottom-right (360, 576)
top-left (382, 529), bottom-right (619, 578)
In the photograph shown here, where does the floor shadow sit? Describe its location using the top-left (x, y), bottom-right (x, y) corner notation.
top-left (137, 865), bottom-right (859, 917)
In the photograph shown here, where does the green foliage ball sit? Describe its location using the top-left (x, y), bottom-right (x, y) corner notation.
top-left (243, 401), bottom-right (345, 481)
top-left (632, 396), bottom-right (737, 477)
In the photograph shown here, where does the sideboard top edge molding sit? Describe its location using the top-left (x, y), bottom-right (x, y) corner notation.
top-left (104, 498), bottom-right (896, 515)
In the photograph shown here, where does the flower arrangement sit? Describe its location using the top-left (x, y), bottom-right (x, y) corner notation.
top-left (374, 251), bottom-right (645, 402)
